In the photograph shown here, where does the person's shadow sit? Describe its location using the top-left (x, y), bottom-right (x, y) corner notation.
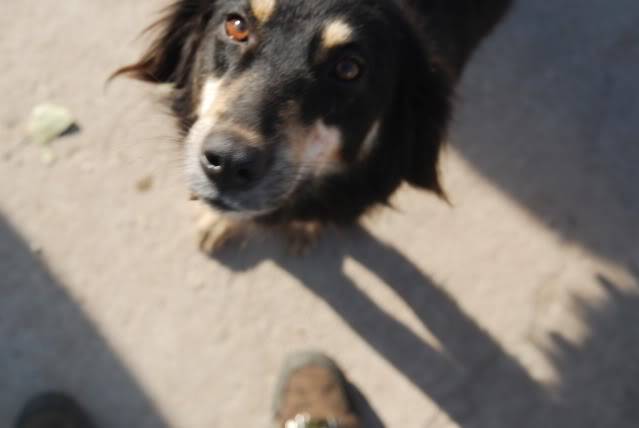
top-left (0, 216), bottom-right (171, 428)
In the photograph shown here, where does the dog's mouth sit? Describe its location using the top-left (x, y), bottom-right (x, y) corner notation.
top-left (197, 184), bottom-right (293, 218)
top-left (197, 170), bottom-right (305, 218)
top-left (200, 193), bottom-right (269, 215)
top-left (203, 197), bottom-right (238, 213)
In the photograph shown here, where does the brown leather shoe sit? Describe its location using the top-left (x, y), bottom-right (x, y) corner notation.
top-left (14, 393), bottom-right (96, 428)
top-left (273, 352), bottom-right (361, 428)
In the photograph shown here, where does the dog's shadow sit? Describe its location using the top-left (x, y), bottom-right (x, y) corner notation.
top-left (215, 227), bottom-right (550, 427)
top-left (215, 227), bottom-right (639, 427)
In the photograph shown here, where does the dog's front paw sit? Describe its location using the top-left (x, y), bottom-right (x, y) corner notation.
top-left (193, 204), bottom-right (248, 254)
top-left (283, 221), bottom-right (324, 256)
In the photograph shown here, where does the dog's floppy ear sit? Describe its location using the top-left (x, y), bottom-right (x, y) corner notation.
top-left (395, 33), bottom-right (454, 198)
top-left (112, 0), bottom-right (213, 85)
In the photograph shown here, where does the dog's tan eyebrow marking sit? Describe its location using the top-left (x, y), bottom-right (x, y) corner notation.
top-left (322, 20), bottom-right (354, 49)
top-left (250, 0), bottom-right (277, 23)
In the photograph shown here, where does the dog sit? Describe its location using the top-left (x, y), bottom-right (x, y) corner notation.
top-left (115, 0), bottom-right (512, 253)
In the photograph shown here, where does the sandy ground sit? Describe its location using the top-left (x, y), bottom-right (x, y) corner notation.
top-left (1, 1), bottom-right (638, 427)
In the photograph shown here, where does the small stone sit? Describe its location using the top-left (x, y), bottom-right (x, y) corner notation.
top-left (136, 175), bottom-right (154, 193)
top-left (27, 103), bottom-right (77, 146)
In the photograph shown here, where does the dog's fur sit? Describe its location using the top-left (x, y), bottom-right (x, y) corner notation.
top-left (116, 0), bottom-right (512, 251)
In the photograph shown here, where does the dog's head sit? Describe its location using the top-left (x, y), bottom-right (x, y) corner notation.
top-left (117, 0), bottom-right (452, 222)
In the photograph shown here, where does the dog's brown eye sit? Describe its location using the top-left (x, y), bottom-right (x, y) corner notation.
top-left (335, 57), bottom-right (362, 81)
top-left (225, 15), bottom-right (250, 42)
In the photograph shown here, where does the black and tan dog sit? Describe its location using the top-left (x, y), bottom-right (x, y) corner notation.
top-left (116, 0), bottom-right (512, 252)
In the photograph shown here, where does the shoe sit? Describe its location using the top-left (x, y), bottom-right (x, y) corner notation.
top-left (273, 352), bottom-right (361, 428)
top-left (14, 392), bottom-right (96, 428)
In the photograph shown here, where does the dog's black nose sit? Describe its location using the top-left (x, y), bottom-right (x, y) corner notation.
top-left (200, 131), bottom-right (268, 191)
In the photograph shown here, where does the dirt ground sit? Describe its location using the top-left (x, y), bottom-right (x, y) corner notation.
top-left (1, 1), bottom-right (638, 427)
